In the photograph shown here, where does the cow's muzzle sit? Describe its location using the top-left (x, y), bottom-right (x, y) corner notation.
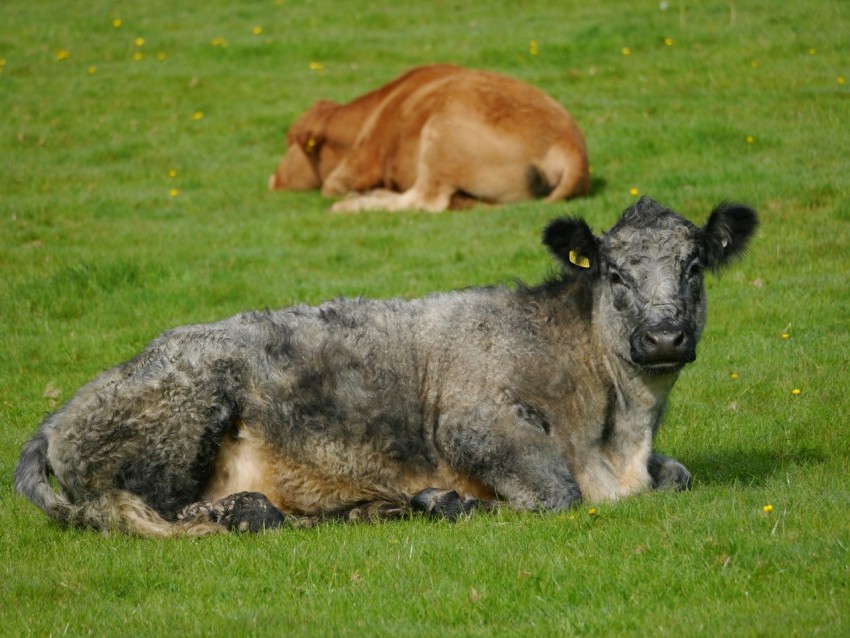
top-left (630, 321), bottom-right (696, 374)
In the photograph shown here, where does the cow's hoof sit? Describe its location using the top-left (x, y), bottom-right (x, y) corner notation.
top-left (410, 488), bottom-right (484, 520)
top-left (212, 491), bottom-right (287, 532)
top-left (332, 500), bottom-right (408, 523)
top-left (648, 454), bottom-right (693, 492)
top-left (330, 199), bottom-right (362, 214)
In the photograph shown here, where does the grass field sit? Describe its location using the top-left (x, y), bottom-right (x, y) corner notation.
top-left (1, 0), bottom-right (848, 635)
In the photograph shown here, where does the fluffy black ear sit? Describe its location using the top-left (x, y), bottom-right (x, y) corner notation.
top-left (542, 217), bottom-right (599, 275)
top-left (702, 202), bottom-right (759, 272)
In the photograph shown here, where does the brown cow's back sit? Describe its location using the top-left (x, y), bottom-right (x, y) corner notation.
top-left (270, 65), bottom-right (590, 211)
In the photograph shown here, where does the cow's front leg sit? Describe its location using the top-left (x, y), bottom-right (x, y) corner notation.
top-left (178, 492), bottom-right (287, 533)
top-left (321, 151), bottom-right (383, 197)
top-left (648, 453), bottom-right (692, 491)
top-left (410, 487), bottom-right (497, 520)
top-left (438, 409), bottom-right (582, 511)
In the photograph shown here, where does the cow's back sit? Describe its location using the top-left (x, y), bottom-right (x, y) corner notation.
top-left (352, 66), bottom-right (588, 199)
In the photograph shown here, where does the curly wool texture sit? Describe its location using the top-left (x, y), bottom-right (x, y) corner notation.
top-left (15, 197), bottom-right (758, 536)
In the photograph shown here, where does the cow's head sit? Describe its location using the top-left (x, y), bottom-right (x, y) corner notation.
top-left (269, 100), bottom-right (344, 191)
top-left (543, 197), bottom-right (759, 376)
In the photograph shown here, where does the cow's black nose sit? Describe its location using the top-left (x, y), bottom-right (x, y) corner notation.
top-left (630, 322), bottom-right (696, 369)
top-left (642, 327), bottom-right (686, 360)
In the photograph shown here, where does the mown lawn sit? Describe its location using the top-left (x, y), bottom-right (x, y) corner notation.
top-left (1, 1), bottom-right (848, 635)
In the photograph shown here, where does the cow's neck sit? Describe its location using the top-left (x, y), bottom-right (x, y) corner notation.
top-left (602, 348), bottom-right (678, 431)
top-left (608, 354), bottom-right (676, 405)
top-left (329, 81), bottom-right (402, 148)
top-left (568, 353), bottom-right (675, 501)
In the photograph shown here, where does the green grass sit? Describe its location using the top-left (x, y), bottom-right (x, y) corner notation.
top-left (1, 0), bottom-right (848, 635)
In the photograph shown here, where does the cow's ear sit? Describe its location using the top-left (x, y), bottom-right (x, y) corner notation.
top-left (542, 217), bottom-right (599, 276)
top-left (702, 202), bottom-right (759, 272)
top-left (291, 127), bottom-right (326, 157)
top-left (288, 100), bottom-right (335, 155)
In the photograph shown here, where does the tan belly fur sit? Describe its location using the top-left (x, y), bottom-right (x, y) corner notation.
top-left (203, 423), bottom-right (495, 514)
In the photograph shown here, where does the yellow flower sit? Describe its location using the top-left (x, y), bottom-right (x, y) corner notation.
top-left (133, 51), bottom-right (144, 61)
top-left (88, 65), bottom-right (97, 75)
top-left (750, 60), bottom-right (759, 68)
top-left (731, 372), bottom-right (738, 380)
top-left (135, 37), bottom-right (145, 47)
top-left (168, 168), bottom-right (177, 178)
top-left (252, 26), bottom-right (263, 35)
top-left (588, 507), bottom-right (598, 517)
top-left (763, 504), bottom-right (773, 513)
top-left (838, 76), bottom-right (846, 85)
top-left (791, 388), bottom-right (801, 396)
top-left (211, 37), bottom-right (229, 48)
top-left (55, 49), bottom-right (71, 61)
top-left (746, 135), bottom-right (754, 144)
top-left (192, 111), bottom-right (204, 121)
top-left (157, 51), bottom-right (166, 61)
top-left (169, 188), bottom-right (179, 197)
top-left (621, 47), bottom-right (631, 56)
top-left (808, 48), bottom-right (816, 56)
top-left (529, 40), bottom-right (539, 56)
top-left (629, 187), bottom-right (639, 196)
top-left (309, 61), bottom-right (324, 71)
top-left (781, 332), bottom-right (790, 339)
top-left (113, 19), bottom-right (122, 28)
top-left (664, 37), bottom-right (673, 46)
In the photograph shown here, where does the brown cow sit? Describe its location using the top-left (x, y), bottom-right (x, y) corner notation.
top-left (268, 64), bottom-right (590, 212)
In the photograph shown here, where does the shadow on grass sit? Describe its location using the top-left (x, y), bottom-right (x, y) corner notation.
top-left (684, 447), bottom-right (825, 487)
top-left (589, 176), bottom-right (607, 197)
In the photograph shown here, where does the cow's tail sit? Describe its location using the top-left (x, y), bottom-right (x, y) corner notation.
top-left (533, 136), bottom-right (591, 202)
top-left (14, 418), bottom-right (224, 538)
top-left (14, 424), bottom-right (75, 526)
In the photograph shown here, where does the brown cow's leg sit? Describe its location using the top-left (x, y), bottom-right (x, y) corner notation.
top-left (330, 118), bottom-right (462, 213)
top-left (331, 183), bottom-right (454, 213)
top-left (321, 148), bottom-right (384, 197)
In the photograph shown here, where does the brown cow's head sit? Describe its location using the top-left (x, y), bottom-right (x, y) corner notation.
top-left (269, 100), bottom-right (344, 191)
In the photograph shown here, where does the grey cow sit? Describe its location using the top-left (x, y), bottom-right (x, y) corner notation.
top-left (15, 197), bottom-right (758, 536)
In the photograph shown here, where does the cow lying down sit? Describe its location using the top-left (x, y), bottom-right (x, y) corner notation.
top-left (15, 197), bottom-right (758, 536)
top-left (268, 64), bottom-right (590, 212)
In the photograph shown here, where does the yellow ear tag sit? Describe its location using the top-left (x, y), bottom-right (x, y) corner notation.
top-left (569, 250), bottom-right (591, 269)
top-left (305, 138), bottom-right (317, 153)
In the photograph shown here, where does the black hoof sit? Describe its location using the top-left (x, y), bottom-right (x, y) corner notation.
top-left (410, 487), bottom-right (484, 520)
top-left (190, 491), bottom-right (286, 532)
top-left (648, 454), bottom-right (693, 492)
top-left (335, 501), bottom-right (409, 523)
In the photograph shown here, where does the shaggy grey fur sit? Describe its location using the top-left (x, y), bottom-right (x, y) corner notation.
top-left (15, 197), bottom-right (758, 536)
